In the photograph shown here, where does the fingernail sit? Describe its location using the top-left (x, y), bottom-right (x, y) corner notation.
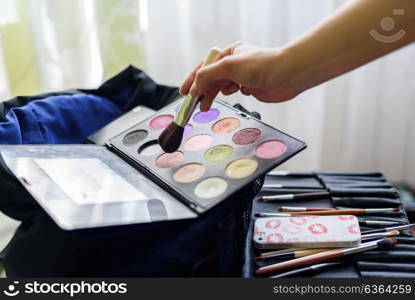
top-left (199, 98), bottom-right (209, 112)
top-left (230, 85), bottom-right (238, 92)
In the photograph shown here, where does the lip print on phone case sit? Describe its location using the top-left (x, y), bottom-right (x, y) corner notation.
top-left (308, 223), bottom-right (329, 235)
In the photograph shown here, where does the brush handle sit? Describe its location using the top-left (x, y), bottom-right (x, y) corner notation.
top-left (362, 223), bottom-right (414, 234)
top-left (279, 206), bottom-right (336, 212)
top-left (288, 209), bottom-right (362, 215)
top-left (256, 249), bottom-right (343, 276)
top-left (270, 262), bottom-right (341, 278)
top-left (175, 47), bottom-right (222, 126)
top-left (267, 171), bottom-right (313, 177)
top-left (261, 191), bottom-right (329, 201)
top-left (288, 208), bottom-right (397, 215)
top-left (261, 248), bottom-right (334, 261)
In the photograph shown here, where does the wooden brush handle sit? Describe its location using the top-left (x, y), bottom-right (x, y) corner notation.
top-left (255, 249), bottom-right (343, 276)
top-left (305, 208), bottom-right (337, 211)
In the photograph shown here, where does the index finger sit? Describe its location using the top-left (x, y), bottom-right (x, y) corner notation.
top-left (179, 60), bottom-right (203, 95)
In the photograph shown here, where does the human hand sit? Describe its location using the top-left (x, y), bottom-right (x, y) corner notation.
top-left (179, 42), bottom-right (302, 111)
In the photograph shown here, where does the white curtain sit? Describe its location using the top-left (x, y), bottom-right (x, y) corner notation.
top-left (1, 0), bottom-right (414, 187)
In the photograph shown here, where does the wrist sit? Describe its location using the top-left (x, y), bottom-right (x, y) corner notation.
top-left (269, 46), bottom-right (308, 96)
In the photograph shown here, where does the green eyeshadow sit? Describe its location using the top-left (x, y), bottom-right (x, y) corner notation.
top-left (204, 145), bottom-right (234, 163)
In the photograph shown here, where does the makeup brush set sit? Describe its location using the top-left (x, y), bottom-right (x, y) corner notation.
top-left (243, 171), bottom-right (415, 278)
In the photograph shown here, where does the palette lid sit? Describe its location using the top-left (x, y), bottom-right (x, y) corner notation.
top-left (0, 144), bottom-right (196, 230)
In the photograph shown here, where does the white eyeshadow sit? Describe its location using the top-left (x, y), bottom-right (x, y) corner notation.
top-left (194, 177), bottom-right (228, 199)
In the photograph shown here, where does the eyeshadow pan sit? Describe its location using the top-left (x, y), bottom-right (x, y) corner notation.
top-left (193, 108), bottom-right (220, 123)
top-left (204, 145), bottom-right (234, 163)
top-left (232, 128), bottom-right (261, 145)
top-left (212, 117), bottom-right (240, 134)
top-left (138, 140), bottom-right (163, 156)
top-left (184, 124), bottom-right (193, 137)
top-left (255, 140), bottom-right (287, 159)
top-left (183, 134), bottom-right (213, 152)
top-left (155, 151), bottom-right (184, 168)
top-left (225, 157), bottom-right (258, 179)
top-left (122, 130), bottom-right (148, 146)
top-left (194, 177), bottom-right (228, 199)
top-left (173, 163), bottom-right (205, 183)
top-left (149, 114), bottom-right (174, 129)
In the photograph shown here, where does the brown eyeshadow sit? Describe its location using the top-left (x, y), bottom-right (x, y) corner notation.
top-left (232, 128), bottom-right (261, 145)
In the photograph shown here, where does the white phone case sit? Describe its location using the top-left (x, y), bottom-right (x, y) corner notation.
top-left (253, 215), bottom-right (361, 249)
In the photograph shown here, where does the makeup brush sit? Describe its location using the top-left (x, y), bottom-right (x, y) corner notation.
top-left (269, 262), bottom-right (343, 278)
top-left (267, 171), bottom-right (313, 177)
top-left (259, 188), bottom-right (398, 202)
top-left (255, 237), bottom-right (397, 276)
top-left (277, 207), bottom-right (401, 218)
top-left (361, 223), bottom-right (415, 235)
top-left (266, 171), bottom-right (383, 177)
top-left (262, 184), bottom-right (323, 190)
top-left (255, 212), bottom-right (292, 218)
top-left (255, 208), bottom-right (399, 218)
top-left (360, 230), bottom-right (400, 241)
top-left (287, 208), bottom-right (399, 216)
top-left (159, 47), bottom-right (222, 153)
top-left (278, 206), bottom-right (336, 212)
top-left (257, 248), bottom-right (305, 258)
top-left (256, 248), bottom-right (335, 261)
top-left (255, 232), bottom-right (399, 261)
top-left (358, 220), bottom-right (405, 226)
top-left (259, 192), bottom-right (330, 202)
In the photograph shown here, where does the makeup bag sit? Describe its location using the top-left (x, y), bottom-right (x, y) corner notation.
top-left (244, 171), bottom-right (414, 278)
top-left (0, 66), bottom-right (263, 277)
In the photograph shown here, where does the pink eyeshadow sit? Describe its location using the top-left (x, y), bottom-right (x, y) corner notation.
top-left (255, 140), bottom-right (287, 159)
top-left (149, 114), bottom-right (174, 129)
top-left (155, 151), bottom-right (184, 168)
top-left (184, 134), bottom-right (213, 152)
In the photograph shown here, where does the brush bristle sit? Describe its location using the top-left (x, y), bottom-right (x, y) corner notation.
top-left (158, 122), bottom-right (185, 153)
top-left (378, 237), bottom-right (397, 249)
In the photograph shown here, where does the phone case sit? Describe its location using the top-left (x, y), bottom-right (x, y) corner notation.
top-left (253, 215), bottom-right (361, 249)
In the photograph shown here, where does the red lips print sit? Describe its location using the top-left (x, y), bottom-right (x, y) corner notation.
top-left (266, 233), bottom-right (284, 243)
top-left (289, 217), bottom-right (307, 226)
top-left (338, 215), bottom-right (355, 221)
top-left (308, 223), bottom-right (328, 235)
top-left (283, 225), bottom-right (302, 234)
top-left (265, 219), bottom-right (281, 229)
top-left (348, 224), bottom-right (359, 235)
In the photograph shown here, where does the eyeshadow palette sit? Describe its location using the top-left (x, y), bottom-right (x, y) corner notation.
top-left (109, 99), bottom-right (306, 214)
